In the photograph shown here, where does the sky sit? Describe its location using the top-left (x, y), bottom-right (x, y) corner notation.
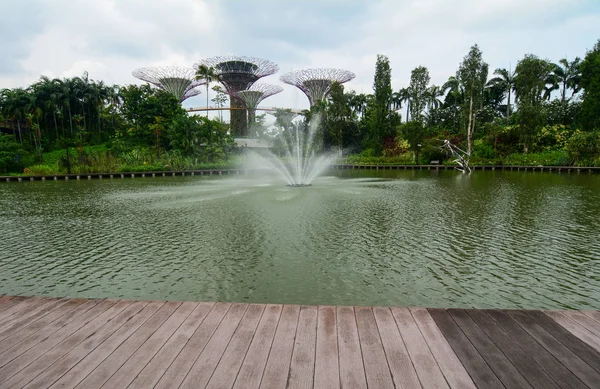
top-left (1, 0), bottom-right (599, 121)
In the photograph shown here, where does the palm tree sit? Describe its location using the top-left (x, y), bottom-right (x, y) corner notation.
top-left (391, 90), bottom-right (403, 112)
top-left (397, 87), bottom-right (411, 122)
top-left (0, 88), bottom-right (29, 144)
top-left (425, 85), bottom-right (444, 111)
top-left (195, 65), bottom-right (217, 117)
top-left (546, 58), bottom-right (582, 102)
top-left (425, 85), bottom-right (444, 134)
top-left (488, 68), bottom-right (516, 123)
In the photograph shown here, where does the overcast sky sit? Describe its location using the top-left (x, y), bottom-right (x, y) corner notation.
top-left (1, 0), bottom-right (599, 120)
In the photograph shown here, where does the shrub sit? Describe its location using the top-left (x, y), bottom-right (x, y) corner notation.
top-left (565, 130), bottom-right (600, 165)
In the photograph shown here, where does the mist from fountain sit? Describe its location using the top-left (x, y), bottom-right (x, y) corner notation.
top-left (244, 114), bottom-right (338, 186)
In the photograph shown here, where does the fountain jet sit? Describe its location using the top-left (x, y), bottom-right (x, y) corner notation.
top-left (245, 114), bottom-right (337, 186)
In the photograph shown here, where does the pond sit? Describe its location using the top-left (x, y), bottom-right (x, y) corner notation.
top-left (1, 169), bottom-right (599, 310)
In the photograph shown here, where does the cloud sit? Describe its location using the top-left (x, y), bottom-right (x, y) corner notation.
top-left (0, 0), bottom-right (598, 118)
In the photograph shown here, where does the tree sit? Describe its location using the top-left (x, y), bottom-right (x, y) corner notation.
top-left (210, 85), bottom-right (229, 122)
top-left (397, 87), bottom-right (411, 122)
top-left (367, 54), bottom-right (394, 154)
top-left (424, 85), bottom-right (444, 132)
top-left (408, 66), bottom-right (430, 124)
top-left (325, 81), bottom-right (355, 152)
top-left (488, 67), bottom-right (515, 123)
top-left (580, 39), bottom-right (600, 131)
top-left (514, 54), bottom-right (554, 151)
top-left (545, 58), bottom-right (582, 102)
top-left (458, 44), bottom-right (488, 155)
top-left (195, 64), bottom-right (217, 118)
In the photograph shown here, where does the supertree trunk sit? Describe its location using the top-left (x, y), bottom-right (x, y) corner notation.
top-left (230, 96), bottom-right (248, 137)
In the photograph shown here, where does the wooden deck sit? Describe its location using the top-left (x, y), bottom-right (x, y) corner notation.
top-left (1, 296), bottom-right (600, 388)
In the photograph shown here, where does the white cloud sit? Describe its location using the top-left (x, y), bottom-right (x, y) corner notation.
top-left (1, 0), bottom-right (598, 118)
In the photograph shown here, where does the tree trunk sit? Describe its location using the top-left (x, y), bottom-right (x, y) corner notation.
top-left (467, 90), bottom-right (474, 156)
top-left (68, 105), bottom-right (73, 135)
top-left (506, 88), bottom-right (511, 124)
top-left (206, 84), bottom-right (209, 118)
top-left (561, 82), bottom-right (566, 103)
top-left (405, 101), bottom-right (410, 122)
top-left (53, 112), bottom-right (59, 141)
top-left (17, 120), bottom-right (22, 144)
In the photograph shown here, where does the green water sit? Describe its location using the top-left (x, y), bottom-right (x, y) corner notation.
top-left (1, 170), bottom-right (599, 309)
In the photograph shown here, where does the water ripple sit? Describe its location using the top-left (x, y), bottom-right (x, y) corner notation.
top-left (0, 171), bottom-right (599, 309)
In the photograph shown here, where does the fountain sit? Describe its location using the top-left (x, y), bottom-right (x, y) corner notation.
top-left (244, 113), bottom-right (338, 186)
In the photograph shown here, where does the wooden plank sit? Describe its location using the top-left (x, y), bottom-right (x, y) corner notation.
top-left (484, 310), bottom-right (588, 389)
top-left (233, 304), bottom-right (283, 389)
top-left (0, 297), bottom-right (21, 313)
top-left (0, 298), bottom-right (62, 335)
top-left (0, 298), bottom-right (68, 341)
top-left (336, 306), bottom-right (367, 389)
top-left (99, 301), bottom-right (197, 388)
top-left (0, 296), bottom-right (43, 324)
top-left (206, 304), bottom-right (266, 389)
top-left (393, 307), bottom-right (449, 389)
top-left (428, 309), bottom-right (504, 389)
top-left (126, 302), bottom-right (214, 389)
top-left (0, 296), bottom-right (12, 308)
top-left (557, 310), bottom-right (600, 341)
top-left (313, 306), bottom-right (341, 389)
top-left (0, 299), bottom-right (85, 352)
top-left (258, 304), bottom-right (300, 389)
top-left (544, 311), bottom-right (600, 353)
top-left (73, 301), bottom-right (181, 389)
top-left (505, 310), bottom-right (600, 388)
top-left (154, 303), bottom-right (231, 389)
top-left (178, 303), bottom-right (249, 389)
top-left (18, 301), bottom-right (149, 389)
top-left (525, 310), bottom-right (600, 373)
top-left (0, 300), bottom-right (120, 388)
top-left (47, 301), bottom-right (165, 389)
top-left (373, 307), bottom-right (420, 389)
top-left (466, 309), bottom-right (559, 389)
top-left (448, 309), bottom-right (533, 389)
top-left (354, 306), bottom-right (394, 389)
top-left (582, 310), bottom-right (600, 324)
top-left (410, 307), bottom-right (475, 389)
top-left (0, 301), bottom-right (131, 388)
top-left (0, 299), bottom-right (106, 373)
top-left (287, 305), bottom-right (318, 389)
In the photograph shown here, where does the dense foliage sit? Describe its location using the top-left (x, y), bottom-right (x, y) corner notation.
top-left (2, 39), bottom-right (600, 174)
top-left (0, 74), bottom-right (234, 173)
top-left (315, 39), bottom-right (600, 166)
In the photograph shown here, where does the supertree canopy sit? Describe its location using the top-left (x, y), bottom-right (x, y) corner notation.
top-left (236, 83), bottom-right (283, 126)
top-left (197, 56), bottom-right (279, 137)
top-left (280, 68), bottom-right (355, 107)
top-left (132, 66), bottom-right (205, 103)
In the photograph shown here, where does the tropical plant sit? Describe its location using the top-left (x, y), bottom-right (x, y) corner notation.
top-left (195, 64), bottom-right (218, 117)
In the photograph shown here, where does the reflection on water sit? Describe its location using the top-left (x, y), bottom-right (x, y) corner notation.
top-left (0, 169), bottom-right (599, 309)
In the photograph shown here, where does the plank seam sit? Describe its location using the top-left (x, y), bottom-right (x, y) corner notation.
top-left (253, 304), bottom-right (284, 389)
top-left (119, 301), bottom-right (199, 389)
top-left (175, 302), bottom-right (236, 389)
top-left (146, 302), bottom-right (217, 389)
top-left (229, 304), bottom-right (268, 389)
top-left (443, 309), bottom-right (505, 387)
top-left (83, 301), bottom-right (181, 389)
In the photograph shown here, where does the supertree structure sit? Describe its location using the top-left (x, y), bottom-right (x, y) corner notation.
top-left (236, 83), bottom-right (283, 128)
top-left (280, 68), bottom-right (355, 107)
top-left (132, 66), bottom-right (205, 103)
top-left (197, 56), bottom-right (279, 137)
